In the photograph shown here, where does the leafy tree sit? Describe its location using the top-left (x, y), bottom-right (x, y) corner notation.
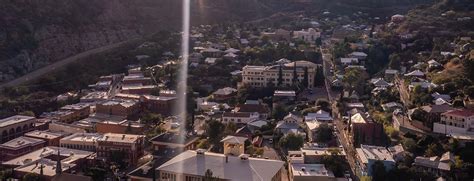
top-left (224, 122), bottom-right (237, 135)
top-left (197, 139), bottom-right (210, 149)
top-left (23, 173), bottom-right (41, 181)
top-left (371, 160), bottom-right (387, 181)
top-left (110, 150), bottom-right (128, 169)
top-left (316, 99), bottom-right (331, 112)
top-left (388, 53), bottom-right (401, 70)
top-left (315, 123), bottom-right (333, 143)
top-left (206, 119), bottom-right (224, 144)
top-left (332, 41), bottom-right (351, 58)
top-left (321, 153), bottom-right (346, 177)
top-left (272, 104), bottom-right (288, 120)
top-left (277, 65), bottom-right (283, 86)
top-left (18, 111), bottom-right (36, 117)
top-left (314, 66), bottom-right (325, 87)
top-left (303, 67), bottom-right (309, 88)
top-left (84, 167), bottom-right (107, 181)
top-left (425, 143), bottom-right (442, 157)
top-left (343, 68), bottom-right (368, 94)
top-left (203, 169), bottom-right (219, 181)
top-left (292, 62), bottom-right (298, 84)
top-left (140, 113), bottom-right (162, 126)
top-left (279, 133), bottom-right (304, 150)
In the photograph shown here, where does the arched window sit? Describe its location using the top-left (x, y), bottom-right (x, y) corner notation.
top-left (23, 125), bottom-right (28, 131)
top-left (16, 126), bottom-right (22, 134)
top-left (9, 128), bottom-right (15, 135)
top-left (2, 130), bottom-right (7, 137)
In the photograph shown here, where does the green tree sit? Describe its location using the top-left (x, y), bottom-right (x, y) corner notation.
top-left (23, 173), bottom-right (41, 181)
top-left (277, 65), bottom-right (283, 86)
top-left (425, 143), bottom-right (441, 157)
top-left (371, 160), bottom-right (387, 181)
top-left (321, 153), bottom-right (345, 177)
top-left (279, 133), bottom-right (304, 150)
top-left (315, 123), bottom-right (334, 143)
top-left (316, 99), bottom-right (331, 112)
top-left (303, 67), bottom-right (309, 88)
top-left (314, 66), bottom-right (325, 87)
top-left (343, 68), bottom-right (368, 94)
top-left (84, 167), bottom-right (107, 181)
top-left (224, 122), bottom-right (237, 135)
top-left (272, 105), bottom-right (288, 120)
top-left (388, 53), bottom-right (401, 70)
top-left (197, 139), bottom-right (210, 149)
top-left (206, 119), bottom-right (224, 144)
top-left (203, 169), bottom-right (218, 181)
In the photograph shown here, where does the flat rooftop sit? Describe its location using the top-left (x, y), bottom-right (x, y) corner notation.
top-left (3, 146), bottom-right (94, 166)
top-left (61, 133), bottom-right (104, 143)
top-left (291, 164), bottom-right (335, 177)
top-left (142, 95), bottom-right (177, 101)
top-left (15, 158), bottom-right (75, 176)
top-left (0, 115), bottom-right (35, 128)
top-left (0, 136), bottom-right (45, 150)
top-left (356, 144), bottom-right (394, 164)
top-left (100, 133), bottom-right (144, 144)
top-left (60, 103), bottom-right (91, 111)
top-left (24, 130), bottom-right (67, 140)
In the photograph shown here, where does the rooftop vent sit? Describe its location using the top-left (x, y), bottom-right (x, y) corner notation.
top-left (301, 167), bottom-right (306, 172)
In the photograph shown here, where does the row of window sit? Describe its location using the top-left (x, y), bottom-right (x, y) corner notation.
top-left (161, 172), bottom-right (177, 181)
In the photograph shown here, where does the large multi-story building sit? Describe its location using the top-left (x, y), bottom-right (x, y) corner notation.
top-left (96, 133), bottom-right (145, 165)
top-left (141, 95), bottom-right (177, 116)
top-left (60, 133), bottom-right (104, 152)
top-left (24, 130), bottom-right (67, 146)
top-left (0, 136), bottom-right (45, 161)
top-left (241, 61), bottom-right (318, 88)
top-left (0, 115), bottom-right (36, 143)
top-left (350, 112), bottom-right (384, 146)
top-left (433, 109), bottom-right (474, 135)
top-left (96, 99), bottom-right (140, 117)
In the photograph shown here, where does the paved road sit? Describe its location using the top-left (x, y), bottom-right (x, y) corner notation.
top-left (0, 38), bottom-right (141, 89)
top-left (320, 39), bottom-right (358, 180)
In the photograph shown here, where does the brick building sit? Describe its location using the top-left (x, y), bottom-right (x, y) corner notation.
top-left (97, 133), bottom-right (145, 165)
top-left (96, 99), bottom-right (140, 117)
top-left (0, 115), bottom-right (36, 143)
top-left (0, 136), bottom-right (45, 161)
top-left (96, 120), bottom-right (145, 134)
top-left (350, 113), bottom-right (384, 146)
top-left (141, 95), bottom-right (177, 116)
top-left (24, 130), bottom-right (68, 147)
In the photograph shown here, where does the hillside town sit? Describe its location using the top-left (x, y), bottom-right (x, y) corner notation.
top-left (0, 0), bottom-right (473, 181)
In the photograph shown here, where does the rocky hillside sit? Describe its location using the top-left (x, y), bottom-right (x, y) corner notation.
top-left (0, 0), bottom-right (433, 83)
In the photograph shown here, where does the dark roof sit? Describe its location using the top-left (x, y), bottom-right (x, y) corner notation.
top-left (235, 126), bottom-right (253, 135)
top-left (150, 132), bottom-right (199, 145)
top-left (421, 104), bottom-right (454, 113)
top-left (222, 112), bottom-right (252, 118)
top-left (236, 104), bottom-right (269, 114)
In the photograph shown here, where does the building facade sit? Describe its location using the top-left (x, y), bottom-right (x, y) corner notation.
top-left (0, 115), bottom-right (36, 143)
top-left (241, 61), bottom-right (318, 88)
top-left (96, 133), bottom-right (145, 165)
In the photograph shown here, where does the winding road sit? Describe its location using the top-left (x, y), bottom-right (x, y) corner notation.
top-left (0, 38), bottom-right (141, 89)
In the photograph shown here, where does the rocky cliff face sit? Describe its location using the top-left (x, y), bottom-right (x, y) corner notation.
top-left (0, 0), bottom-right (433, 83)
top-left (0, 0), bottom-right (286, 82)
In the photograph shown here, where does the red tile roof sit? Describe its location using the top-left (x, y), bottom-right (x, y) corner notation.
top-left (443, 109), bottom-right (474, 117)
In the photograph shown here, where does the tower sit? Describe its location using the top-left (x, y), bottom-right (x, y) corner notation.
top-left (55, 150), bottom-right (62, 175)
